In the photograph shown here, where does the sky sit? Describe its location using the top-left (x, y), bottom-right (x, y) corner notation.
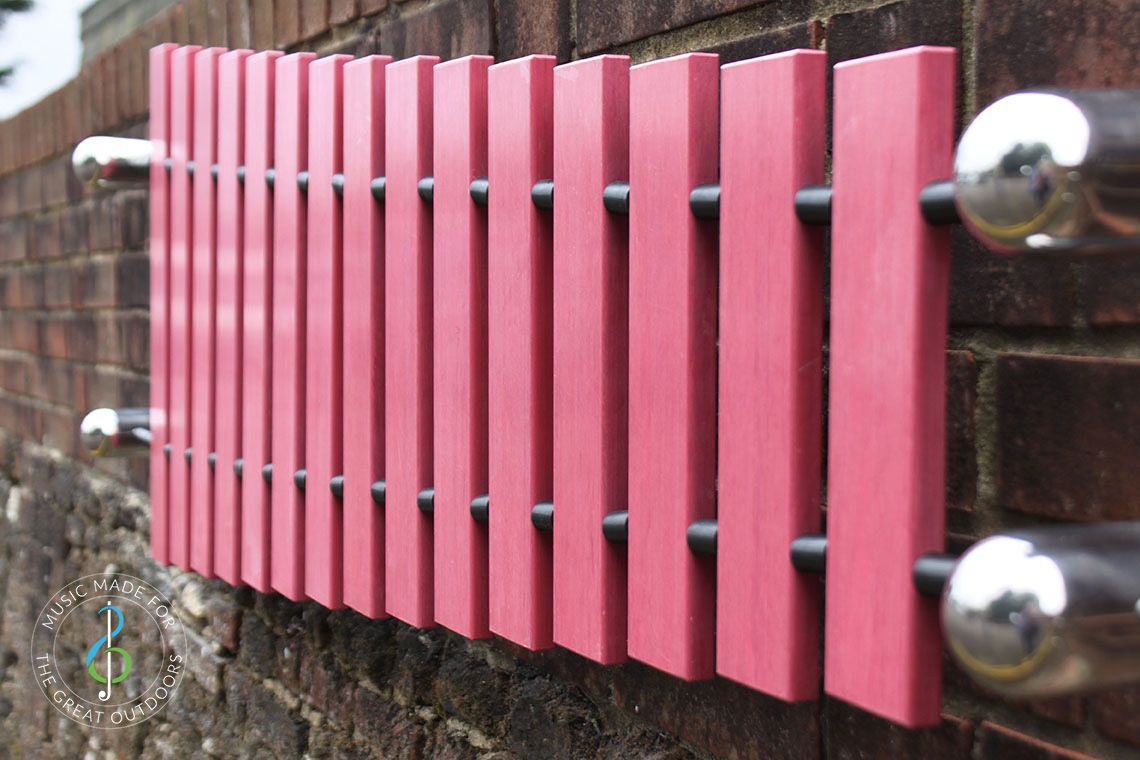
top-left (0, 0), bottom-right (87, 119)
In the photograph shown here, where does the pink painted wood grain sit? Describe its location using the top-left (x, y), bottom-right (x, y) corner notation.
top-left (716, 49), bottom-right (826, 701)
top-left (305, 54), bottom-right (352, 609)
top-left (214, 48), bottom-right (252, 586)
top-left (824, 45), bottom-right (957, 727)
top-left (384, 55), bottom-right (438, 628)
top-left (342, 54), bottom-right (391, 618)
top-left (240, 50), bottom-right (283, 592)
top-left (271, 52), bottom-right (316, 601)
top-left (432, 55), bottom-right (493, 639)
top-left (167, 45), bottom-right (200, 570)
top-left (487, 55), bottom-right (556, 651)
top-left (627, 52), bottom-right (719, 680)
top-left (190, 46), bottom-right (224, 578)
top-left (551, 54), bottom-right (630, 664)
top-left (148, 43), bottom-right (177, 565)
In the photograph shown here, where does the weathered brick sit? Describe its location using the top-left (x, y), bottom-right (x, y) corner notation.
top-left (976, 722), bottom-right (1096, 759)
top-left (0, 175), bottom-right (19, 219)
top-left (44, 262), bottom-right (74, 308)
top-left (40, 407), bottom-right (78, 458)
top-left (330, 0), bottom-right (358, 25)
top-left (18, 164), bottom-right (43, 215)
top-left (59, 204), bottom-right (89, 255)
top-left (116, 251), bottom-right (150, 308)
top-left (227, 0), bottom-right (252, 47)
top-left (703, 21), bottom-right (820, 64)
top-left (300, 0), bottom-right (330, 39)
top-left (0, 355), bottom-right (30, 394)
top-left (577, 0), bottom-right (766, 54)
top-left (12, 268), bottom-right (45, 310)
top-left (946, 350), bottom-right (977, 512)
top-left (28, 357), bottom-right (75, 408)
top-left (1025, 697), bottom-right (1084, 730)
top-left (950, 230), bottom-right (1076, 327)
top-left (1084, 254), bottom-right (1140, 326)
top-left (207, 0), bottom-right (229, 45)
top-left (250, 0), bottom-right (275, 50)
top-left (75, 256), bottom-right (117, 308)
top-left (170, 1), bottom-right (192, 44)
top-left (827, 0), bottom-right (962, 69)
top-left (379, 0), bottom-right (493, 60)
top-left (0, 219), bottom-right (29, 262)
top-left (974, 0), bottom-right (1140, 110)
top-left (827, 702), bottom-right (973, 760)
top-left (89, 195), bottom-right (121, 251)
top-left (1092, 686), bottom-right (1140, 746)
top-left (40, 159), bottom-right (69, 209)
top-left (497, 0), bottom-right (571, 60)
top-left (612, 663), bottom-right (819, 759)
top-left (30, 212), bottom-right (62, 260)
top-left (122, 313), bottom-right (149, 370)
top-left (42, 314), bottom-right (71, 358)
top-left (996, 353), bottom-right (1140, 521)
top-left (189, 0), bottom-right (211, 45)
top-left (275, 0), bottom-right (303, 48)
top-left (64, 313), bottom-right (96, 362)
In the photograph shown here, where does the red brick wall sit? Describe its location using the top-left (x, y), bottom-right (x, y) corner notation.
top-left (1, 0), bottom-right (1139, 757)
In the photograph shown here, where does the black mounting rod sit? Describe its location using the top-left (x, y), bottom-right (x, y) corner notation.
top-left (330, 475), bottom-right (344, 499)
top-left (689, 184), bottom-right (720, 220)
top-left (602, 510), bottom-right (628, 543)
top-left (531, 179), bottom-right (554, 210)
top-left (470, 176), bottom-right (489, 206)
top-left (371, 176), bottom-right (386, 202)
top-left (790, 534), bottom-right (828, 573)
top-left (261, 463), bottom-right (273, 484)
top-left (234, 458), bottom-right (243, 478)
top-left (418, 176), bottom-right (434, 203)
top-left (790, 533), bottom-right (959, 597)
top-left (794, 180), bottom-right (959, 226)
top-left (332, 173), bottom-right (345, 196)
top-left (294, 469), bottom-right (307, 491)
top-left (603, 181), bottom-right (630, 215)
top-left (686, 519), bottom-right (718, 556)
top-left (371, 480), bottom-right (386, 506)
top-left (531, 501), bottom-right (554, 532)
top-left (417, 488), bottom-right (435, 515)
top-left (471, 494), bottom-right (490, 524)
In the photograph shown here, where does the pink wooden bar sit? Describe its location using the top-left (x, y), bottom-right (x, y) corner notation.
top-left (271, 52), bottom-right (316, 601)
top-left (240, 50), bottom-right (283, 592)
top-left (487, 55), bottom-right (556, 651)
top-left (551, 54), bottom-right (630, 664)
top-left (342, 54), bottom-right (390, 618)
top-left (385, 55), bottom-right (438, 628)
top-left (716, 50), bottom-right (827, 701)
top-left (189, 46), bottom-right (223, 578)
top-left (432, 55), bottom-right (493, 639)
top-left (825, 46), bottom-right (957, 727)
top-left (148, 43), bottom-right (177, 565)
top-left (627, 52), bottom-right (719, 680)
top-left (304, 54), bottom-right (352, 609)
top-left (214, 48), bottom-right (251, 586)
top-left (167, 45), bottom-right (200, 570)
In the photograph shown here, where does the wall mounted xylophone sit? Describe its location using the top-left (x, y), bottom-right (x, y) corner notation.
top-left (73, 44), bottom-right (1140, 728)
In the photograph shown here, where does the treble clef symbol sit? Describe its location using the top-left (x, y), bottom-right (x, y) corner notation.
top-left (84, 603), bottom-right (132, 702)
